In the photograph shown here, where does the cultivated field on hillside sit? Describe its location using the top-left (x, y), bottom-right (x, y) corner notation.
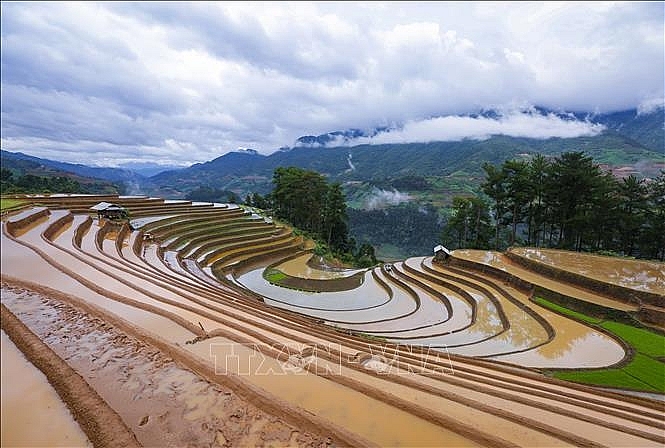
top-left (2, 194), bottom-right (663, 447)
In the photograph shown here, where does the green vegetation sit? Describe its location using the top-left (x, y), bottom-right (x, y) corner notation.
top-left (271, 167), bottom-right (350, 251)
top-left (2, 168), bottom-right (85, 194)
top-left (536, 297), bottom-right (665, 393)
top-left (0, 198), bottom-right (26, 211)
top-left (1, 153), bottom-right (121, 196)
top-left (532, 297), bottom-right (602, 325)
top-left (356, 332), bottom-right (388, 342)
top-left (443, 152), bottom-right (665, 260)
top-left (598, 322), bottom-right (665, 358)
top-left (185, 186), bottom-right (239, 203)
top-left (372, 243), bottom-right (408, 262)
top-left (264, 268), bottom-right (288, 284)
top-left (441, 196), bottom-right (492, 250)
top-left (139, 113), bottom-right (664, 258)
top-left (267, 167), bottom-right (378, 268)
top-left (554, 368), bottom-right (657, 391)
top-left (348, 203), bottom-right (444, 259)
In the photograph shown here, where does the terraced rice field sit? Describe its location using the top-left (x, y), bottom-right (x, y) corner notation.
top-left (2, 194), bottom-right (664, 447)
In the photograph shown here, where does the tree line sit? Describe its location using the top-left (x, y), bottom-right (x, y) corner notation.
top-left (1, 168), bottom-right (86, 194)
top-left (442, 152), bottom-right (665, 260)
top-left (246, 167), bottom-right (377, 267)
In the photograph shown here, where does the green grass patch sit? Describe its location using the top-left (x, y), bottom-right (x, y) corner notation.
top-left (553, 353), bottom-right (664, 393)
top-left (537, 296), bottom-right (665, 393)
top-left (623, 353), bottom-right (665, 391)
top-left (599, 321), bottom-right (665, 358)
top-left (0, 198), bottom-right (26, 211)
top-left (264, 268), bottom-right (287, 284)
top-left (356, 332), bottom-right (387, 342)
top-left (532, 297), bottom-right (602, 324)
top-left (553, 369), bottom-right (657, 392)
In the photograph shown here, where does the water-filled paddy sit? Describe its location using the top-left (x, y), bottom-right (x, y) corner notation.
top-left (276, 253), bottom-right (366, 280)
top-left (453, 249), bottom-right (639, 311)
top-left (1, 332), bottom-right (91, 447)
top-left (510, 247), bottom-right (665, 295)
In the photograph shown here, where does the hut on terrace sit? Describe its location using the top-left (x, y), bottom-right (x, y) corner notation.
top-left (433, 245), bottom-right (451, 262)
top-left (90, 202), bottom-right (128, 220)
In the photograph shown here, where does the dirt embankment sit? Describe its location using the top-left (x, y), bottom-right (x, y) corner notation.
top-left (505, 250), bottom-right (661, 307)
top-left (1, 279), bottom-right (370, 448)
top-left (4, 207), bottom-right (50, 237)
top-left (0, 303), bottom-right (140, 448)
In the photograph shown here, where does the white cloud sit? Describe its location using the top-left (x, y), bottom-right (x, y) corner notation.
top-left (0, 2), bottom-right (662, 166)
top-left (348, 111), bottom-right (605, 146)
top-left (365, 188), bottom-right (412, 210)
top-left (637, 98), bottom-right (665, 116)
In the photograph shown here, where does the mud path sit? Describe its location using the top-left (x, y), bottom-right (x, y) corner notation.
top-left (1, 331), bottom-right (91, 447)
top-left (1, 284), bottom-right (337, 448)
top-left (0, 303), bottom-right (140, 448)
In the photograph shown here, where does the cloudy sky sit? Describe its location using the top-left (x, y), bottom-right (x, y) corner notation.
top-left (1, 2), bottom-right (663, 167)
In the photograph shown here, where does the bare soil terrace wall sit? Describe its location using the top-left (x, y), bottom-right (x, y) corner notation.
top-left (446, 256), bottom-right (535, 294)
top-left (444, 255), bottom-right (661, 328)
top-left (262, 252), bottom-right (366, 293)
top-left (73, 216), bottom-right (93, 248)
top-left (0, 304), bottom-right (141, 448)
top-left (5, 207), bottom-right (50, 237)
top-left (42, 212), bottom-right (74, 241)
top-left (505, 251), bottom-right (658, 307)
top-left (392, 264), bottom-right (453, 316)
top-left (230, 249), bottom-right (310, 281)
top-left (209, 236), bottom-right (300, 269)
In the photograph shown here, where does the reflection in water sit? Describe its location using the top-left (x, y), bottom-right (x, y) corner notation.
top-left (276, 254), bottom-right (365, 280)
top-left (511, 247), bottom-right (665, 294)
top-left (492, 329), bottom-right (625, 368)
top-left (452, 250), bottom-right (638, 311)
top-left (238, 268), bottom-right (390, 311)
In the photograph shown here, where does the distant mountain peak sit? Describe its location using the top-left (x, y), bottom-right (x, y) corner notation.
top-left (233, 148), bottom-right (259, 155)
top-left (293, 128), bottom-right (390, 148)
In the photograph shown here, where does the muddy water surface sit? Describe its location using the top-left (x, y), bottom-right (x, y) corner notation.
top-left (511, 247), bottom-right (665, 294)
top-left (2, 288), bottom-right (328, 448)
top-left (453, 250), bottom-right (638, 311)
top-left (420, 257), bottom-right (626, 367)
top-left (187, 337), bottom-right (479, 447)
top-left (239, 268), bottom-right (392, 311)
top-left (276, 253), bottom-right (365, 279)
top-left (1, 331), bottom-right (91, 447)
top-left (1, 232), bottom-right (196, 344)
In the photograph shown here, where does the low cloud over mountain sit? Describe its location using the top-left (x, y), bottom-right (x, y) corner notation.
top-left (1, 3), bottom-right (662, 166)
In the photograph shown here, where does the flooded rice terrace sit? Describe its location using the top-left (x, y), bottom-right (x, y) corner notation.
top-left (1, 332), bottom-right (91, 447)
top-left (510, 247), bottom-right (665, 294)
top-left (2, 199), bottom-right (663, 448)
top-left (238, 252), bottom-right (628, 368)
top-left (276, 253), bottom-right (366, 280)
top-left (453, 249), bottom-right (641, 311)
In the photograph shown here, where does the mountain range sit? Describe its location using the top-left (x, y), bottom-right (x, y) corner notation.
top-left (3, 106), bottom-right (663, 259)
top-left (144, 107), bottom-right (663, 199)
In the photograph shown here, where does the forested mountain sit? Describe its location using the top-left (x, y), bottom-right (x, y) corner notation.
top-left (148, 133), bottom-right (662, 196)
top-left (594, 109), bottom-right (665, 153)
top-left (1, 150), bottom-right (144, 184)
top-left (148, 107), bottom-right (663, 200)
top-left (443, 152), bottom-right (665, 260)
top-left (1, 152), bottom-right (122, 194)
top-left (3, 107), bottom-right (663, 259)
